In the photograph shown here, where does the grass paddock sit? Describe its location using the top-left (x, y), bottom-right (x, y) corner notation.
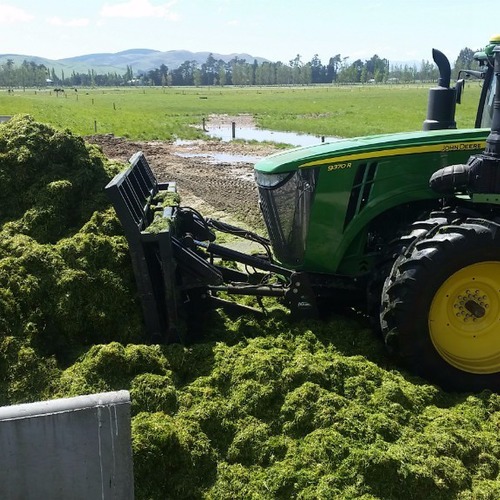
top-left (0, 82), bottom-right (482, 140)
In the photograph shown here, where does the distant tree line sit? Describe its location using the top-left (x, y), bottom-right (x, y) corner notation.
top-left (0, 59), bottom-right (49, 88)
top-left (0, 48), bottom-right (478, 89)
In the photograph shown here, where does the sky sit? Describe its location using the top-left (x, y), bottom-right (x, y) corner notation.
top-left (0, 0), bottom-right (498, 66)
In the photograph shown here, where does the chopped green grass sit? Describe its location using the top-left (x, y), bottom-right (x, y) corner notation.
top-left (53, 322), bottom-right (500, 500)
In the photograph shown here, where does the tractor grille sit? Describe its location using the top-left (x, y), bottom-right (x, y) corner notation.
top-left (256, 167), bottom-right (318, 266)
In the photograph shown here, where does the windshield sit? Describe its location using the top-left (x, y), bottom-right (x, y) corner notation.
top-left (479, 67), bottom-right (496, 128)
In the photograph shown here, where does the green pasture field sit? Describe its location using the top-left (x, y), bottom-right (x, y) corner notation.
top-left (0, 82), bottom-right (482, 141)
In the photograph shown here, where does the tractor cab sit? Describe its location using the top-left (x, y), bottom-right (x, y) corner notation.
top-left (423, 36), bottom-right (500, 131)
top-left (473, 35), bottom-right (500, 128)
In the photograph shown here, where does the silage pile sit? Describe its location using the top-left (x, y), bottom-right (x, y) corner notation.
top-left (1, 115), bottom-right (500, 500)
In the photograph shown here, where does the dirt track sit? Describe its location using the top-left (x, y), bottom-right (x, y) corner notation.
top-left (87, 133), bottom-right (281, 229)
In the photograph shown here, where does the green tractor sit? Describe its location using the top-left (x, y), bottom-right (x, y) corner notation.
top-left (107, 36), bottom-right (500, 392)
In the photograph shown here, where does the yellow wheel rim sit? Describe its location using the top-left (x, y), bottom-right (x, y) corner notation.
top-left (429, 262), bottom-right (500, 374)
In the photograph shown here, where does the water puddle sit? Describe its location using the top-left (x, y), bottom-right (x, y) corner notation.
top-left (174, 152), bottom-right (262, 164)
top-left (206, 125), bottom-right (339, 147)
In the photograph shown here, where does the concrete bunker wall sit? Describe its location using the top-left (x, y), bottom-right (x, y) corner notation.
top-left (0, 390), bottom-right (134, 499)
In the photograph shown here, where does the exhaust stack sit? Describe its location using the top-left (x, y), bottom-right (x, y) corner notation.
top-left (423, 49), bottom-right (457, 131)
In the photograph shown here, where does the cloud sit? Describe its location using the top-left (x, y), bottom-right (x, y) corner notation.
top-left (100, 0), bottom-right (179, 20)
top-left (0, 4), bottom-right (34, 23)
top-left (48, 17), bottom-right (90, 27)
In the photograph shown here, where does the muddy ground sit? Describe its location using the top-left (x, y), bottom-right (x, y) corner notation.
top-left (87, 121), bottom-right (282, 230)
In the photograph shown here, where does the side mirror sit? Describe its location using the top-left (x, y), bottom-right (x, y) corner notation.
top-left (457, 69), bottom-right (485, 80)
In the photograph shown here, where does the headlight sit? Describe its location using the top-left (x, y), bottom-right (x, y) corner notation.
top-left (254, 170), bottom-right (294, 189)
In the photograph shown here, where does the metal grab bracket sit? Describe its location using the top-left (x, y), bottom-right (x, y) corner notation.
top-left (105, 152), bottom-right (179, 342)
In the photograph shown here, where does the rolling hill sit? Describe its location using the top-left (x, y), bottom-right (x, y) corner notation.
top-left (0, 48), bottom-right (269, 76)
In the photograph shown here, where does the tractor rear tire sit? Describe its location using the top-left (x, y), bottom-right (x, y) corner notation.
top-left (380, 218), bottom-right (500, 392)
top-left (368, 211), bottom-right (461, 326)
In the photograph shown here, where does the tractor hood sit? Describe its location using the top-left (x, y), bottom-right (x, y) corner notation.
top-left (254, 128), bottom-right (489, 176)
top-left (254, 127), bottom-right (489, 270)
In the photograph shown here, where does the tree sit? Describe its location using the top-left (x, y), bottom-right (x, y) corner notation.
top-left (193, 68), bottom-right (202, 86)
top-left (300, 62), bottom-right (312, 84)
top-left (171, 60), bottom-right (197, 85)
top-left (338, 59), bottom-right (364, 83)
top-left (201, 53), bottom-right (216, 85)
top-left (276, 61), bottom-right (291, 85)
top-left (125, 65), bottom-right (134, 83)
top-left (326, 54), bottom-right (342, 82)
top-left (4, 59), bottom-right (14, 88)
top-left (255, 61), bottom-right (276, 85)
top-left (218, 65), bottom-right (227, 86)
top-left (365, 54), bottom-right (389, 83)
top-left (159, 64), bottom-right (168, 86)
top-left (419, 59), bottom-right (437, 82)
top-left (310, 54), bottom-right (325, 83)
top-left (231, 58), bottom-right (252, 85)
top-left (360, 66), bottom-right (368, 83)
top-left (289, 54), bottom-right (302, 84)
top-left (454, 47), bottom-right (476, 75)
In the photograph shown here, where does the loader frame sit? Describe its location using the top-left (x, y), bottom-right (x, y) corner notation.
top-left (105, 152), bottom-right (334, 342)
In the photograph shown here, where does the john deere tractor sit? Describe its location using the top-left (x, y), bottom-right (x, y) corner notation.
top-left (107, 35), bottom-right (500, 392)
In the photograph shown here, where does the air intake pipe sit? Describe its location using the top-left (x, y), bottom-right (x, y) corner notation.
top-left (423, 49), bottom-right (457, 131)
